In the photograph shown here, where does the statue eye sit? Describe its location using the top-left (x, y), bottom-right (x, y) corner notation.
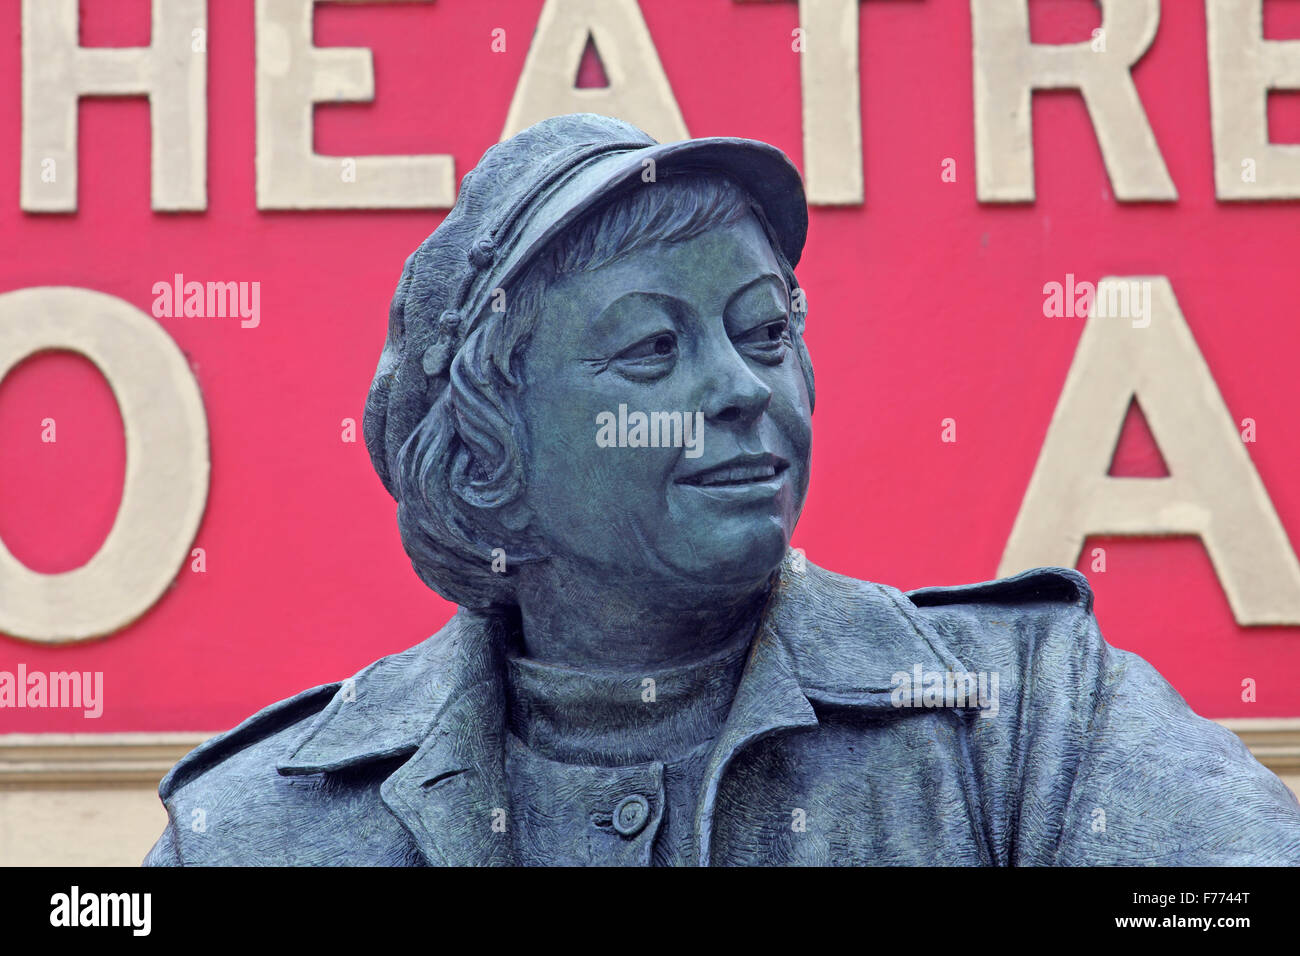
top-left (606, 330), bottom-right (678, 381)
top-left (736, 317), bottom-right (791, 362)
top-left (617, 331), bottom-right (677, 362)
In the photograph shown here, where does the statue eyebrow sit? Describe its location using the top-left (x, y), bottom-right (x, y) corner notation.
top-left (579, 292), bottom-right (679, 371)
top-left (588, 290), bottom-right (680, 335)
top-left (584, 274), bottom-right (787, 351)
top-left (724, 272), bottom-right (790, 315)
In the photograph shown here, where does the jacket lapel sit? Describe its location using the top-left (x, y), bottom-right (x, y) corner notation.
top-left (379, 677), bottom-right (513, 866)
top-left (377, 612), bottom-right (514, 866)
top-left (278, 608), bottom-right (515, 866)
top-left (693, 552), bottom-right (973, 865)
top-left (695, 617), bottom-right (818, 865)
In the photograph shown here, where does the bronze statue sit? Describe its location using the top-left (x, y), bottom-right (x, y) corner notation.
top-left (145, 114), bottom-right (1300, 866)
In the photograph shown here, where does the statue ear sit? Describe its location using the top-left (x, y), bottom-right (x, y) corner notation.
top-left (496, 500), bottom-right (535, 534)
top-left (446, 422), bottom-right (536, 534)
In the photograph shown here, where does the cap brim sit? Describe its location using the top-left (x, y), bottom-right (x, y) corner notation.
top-left (471, 136), bottom-right (808, 324)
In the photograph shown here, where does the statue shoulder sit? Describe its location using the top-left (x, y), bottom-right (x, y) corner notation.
top-left (146, 617), bottom-right (472, 864)
top-left (901, 566), bottom-right (1103, 672)
top-left (770, 560), bottom-right (1098, 695)
top-left (905, 566), bottom-right (1093, 614)
top-left (144, 681), bottom-right (346, 865)
top-left (157, 615), bottom-right (470, 804)
top-left (156, 681), bottom-right (340, 804)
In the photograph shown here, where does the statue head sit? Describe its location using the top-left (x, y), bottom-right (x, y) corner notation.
top-left (364, 114), bottom-right (814, 611)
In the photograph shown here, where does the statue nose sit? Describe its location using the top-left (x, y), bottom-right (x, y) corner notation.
top-left (700, 346), bottom-right (773, 426)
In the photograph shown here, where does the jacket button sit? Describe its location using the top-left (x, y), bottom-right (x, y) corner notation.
top-left (612, 795), bottom-right (650, 837)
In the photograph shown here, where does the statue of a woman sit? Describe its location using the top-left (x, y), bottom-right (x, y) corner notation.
top-left (145, 114), bottom-right (1300, 866)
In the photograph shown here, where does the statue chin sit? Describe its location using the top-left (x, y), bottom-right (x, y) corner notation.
top-left (661, 524), bottom-right (793, 596)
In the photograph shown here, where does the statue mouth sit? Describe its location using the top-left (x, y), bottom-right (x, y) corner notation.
top-left (676, 453), bottom-right (789, 488)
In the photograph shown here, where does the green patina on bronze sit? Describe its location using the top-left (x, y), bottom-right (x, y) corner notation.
top-left (145, 115), bottom-right (1300, 866)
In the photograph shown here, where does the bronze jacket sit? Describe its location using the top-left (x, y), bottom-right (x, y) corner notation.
top-left (143, 558), bottom-right (1300, 866)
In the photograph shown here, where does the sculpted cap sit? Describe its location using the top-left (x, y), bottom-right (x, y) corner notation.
top-left (364, 112), bottom-right (809, 498)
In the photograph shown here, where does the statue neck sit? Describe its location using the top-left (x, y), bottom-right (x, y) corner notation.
top-left (512, 565), bottom-right (774, 671)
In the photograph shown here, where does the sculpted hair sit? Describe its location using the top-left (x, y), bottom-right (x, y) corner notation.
top-left (390, 173), bottom-right (816, 610)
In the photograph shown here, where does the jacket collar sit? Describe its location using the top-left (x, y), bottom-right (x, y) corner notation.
top-left (376, 622), bottom-right (513, 866)
top-left (695, 614), bottom-right (816, 864)
top-left (278, 553), bottom-right (965, 864)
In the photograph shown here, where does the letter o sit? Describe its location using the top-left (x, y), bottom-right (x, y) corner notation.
top-left (0, 287), bottom-right (209, 642)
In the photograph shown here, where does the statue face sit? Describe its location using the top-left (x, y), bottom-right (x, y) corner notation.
top-left (518, 211), bottom-right (812, 593)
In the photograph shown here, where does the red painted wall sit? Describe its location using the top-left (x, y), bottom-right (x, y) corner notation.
top-left (2, 0), bottom-right (1299, 731)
